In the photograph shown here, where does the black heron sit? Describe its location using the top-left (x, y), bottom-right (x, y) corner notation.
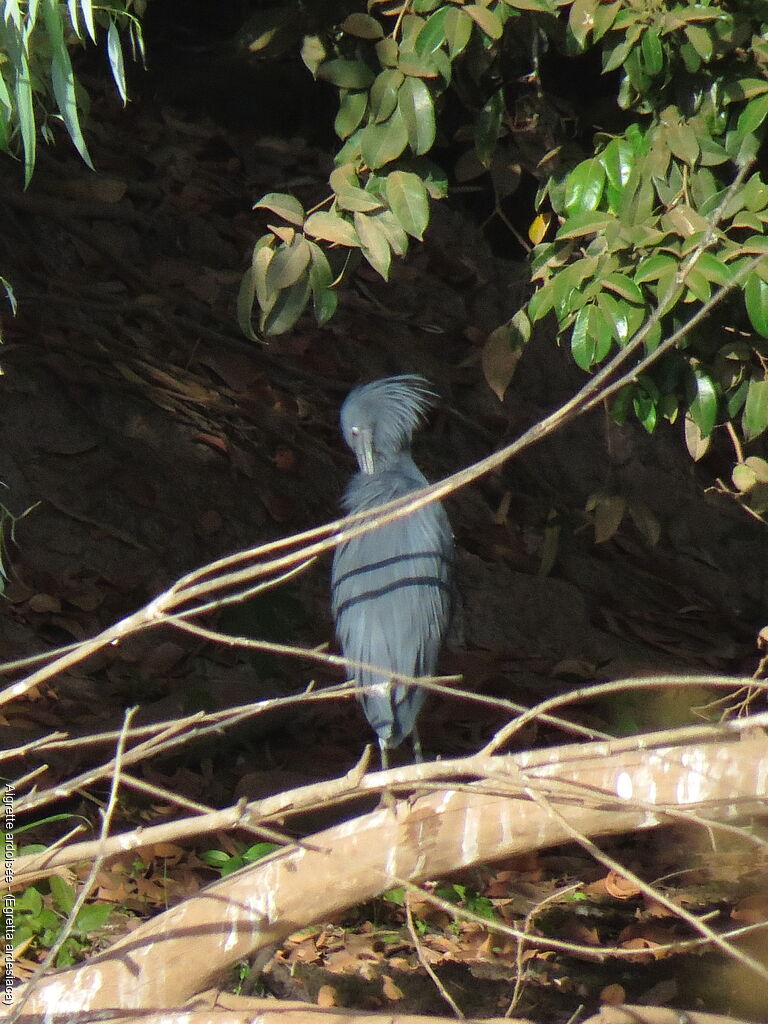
top-left (331, 375), bottom-right (453, 767)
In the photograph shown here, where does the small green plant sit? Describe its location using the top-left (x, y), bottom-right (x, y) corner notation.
top-left (200, 841), bottom-right (281, 877)
top-left (13, 879), bottom-right (112, 967)
top-left (383, 881), bottom-right (498, 924)
top-left (436, 882), bottom-right (498, 922)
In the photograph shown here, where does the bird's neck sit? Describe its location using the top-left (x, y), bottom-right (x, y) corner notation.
top-left (373, 449), bottom-right (415, 473)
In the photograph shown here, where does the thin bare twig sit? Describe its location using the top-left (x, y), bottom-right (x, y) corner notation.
top-left (404, 891), bottom-right (465, 1019)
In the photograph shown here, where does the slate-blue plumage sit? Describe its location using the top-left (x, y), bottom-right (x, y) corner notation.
top-left (331, 376), bottom-right (453, 767)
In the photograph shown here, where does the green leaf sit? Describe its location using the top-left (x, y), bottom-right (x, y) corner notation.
top-left (564, 158), bottom-right (606, 214)
top-left (74, 902), bottom-right (112, 934)
top-left (330, 163), bottom-right (360, 191)
top-left (727, 378), bottom-right (749, 419)
top-left (596, 289), bottom-right (638, 345)
top-left (743, 376), bottom-right (768, 441)
top-left (335, 90), bottom-right (367, 139)
top-left (736, 93), bottom-right (768, 137)
top-left (254, 193), bottom-right (305, 226)
top-left (600, 137), bottom-right (634, 190)
top-left (567, 0), bottom-right (599, 50)
top-left (398, 76), bottom-right (435, 155)
top-left (10, 34), bottom-right (37, 182)
top-left (602, 24), bottom-right (642, 74)
top-left (739, 237), bottom-right (768, 255)
top-left (50, 875), bottom-right (76, 914)
top-left (376, 37), bottom-right (399, 67)
top-left (79, 0), bottom-right (96, 42)
top-left (745, 271), bottom-right (768, 337)
top-left (475, 88), bottom-right (504, 167)
top-left (661, 204), bottom-right (710, 237)
top-left (43, 0), bottom-right (93, 168)
top-left (740, 174), bottom-right (768, 213)
top-left (684, 23), bottom-right (713, 61)
top-left (260, 271), bottom-right (312, 335)
top-left (370, 69), bottom-right (404, 123)
top-left (237, 265), bottom-right (259, 341)
top-left (106, 21), bottom-right (127, 104)
top-left (308, 242), bottom-right (338, 325)
top-left (317, 59), bottom-right (375, 90)
top-left (465, 5), bottom-right (503, 40)
top-left (443, 7), bottom-right (473, 58)
top-left (722, 78), bottom-right (768, 104)
top-left (666, 123), bottom-right (699, 167)
top-left (502, 0), bottom-right (556, 10)
top-left (243, 842), bottom-right (282, 862)
top-left (354, 211), bottom-right (392, 279)
top-left (684, 267), bottom-right (711, 303)
top-left (633, 381), bottom-right (658, 434)
top-left (370, 209), bottom-right (409, 256)
top-left (384, 170), bottom-right (430, 240)
top-left (301, 34), bottom-right (326, 76)
top-left (253, 240), bottom-right (277, 313)
top-left (640, 27), bottom-right (663, 75)
top-left (414, 156), bottom-right (449, 198)
top-left (556, 211), bottom-right (613, 240)
top-left (603, 272), bottom-right (643, 304)
top-left (687, 369), bottom-right (717, 439)
top-left (697, 135), bottom-right (728, 166)
top-left (266, 237), bottom-right (311, 291)
top-left (634, 254), bottom-right (676, 284)
top-left (333, 186), bottom-right (384, 213)
top-left (416, 6), bottom-right (449, 54)
top-left (304, 211), bottom-right (360, 247)
top-left (340, 13), bottom-right (383, 39)
top-left (334, 128), bottom-right (363, 165)
top-left (528, 282), bottom-right (552, 321)
top-left (360, 106), bottom-right (408, 168)
top-left (397, 50), bottom-right (441, 78)
top-left (732, 461), bottom-right (757, 492)
top-left (570, 304), bottom-right (612, 370)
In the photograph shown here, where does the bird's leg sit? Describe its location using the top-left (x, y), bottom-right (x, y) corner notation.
top-left (378, 739), bottom-right (396, 810)
top-left (411, 726), bottom-right (423, 764)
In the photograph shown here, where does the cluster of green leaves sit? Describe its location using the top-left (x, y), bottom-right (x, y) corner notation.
top-left (240, 0), bottom-right (527, 338)
top-left (383, 881), bottom-right (497, 923)
top-left (200, 841), bottom-right (280, 877)
top-left (243, 0), bottom-right (768, 479)
top-left (13, 878), bottom-right (112, 967)
top-left (0, 0), bottom-right (144, 184)
top-left (527, 0), bottom-right (768, 455)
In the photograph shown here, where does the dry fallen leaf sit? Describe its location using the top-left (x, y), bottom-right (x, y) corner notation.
top-left (600, 983), bottom-right (626, 1005)
top-left (732, 893), bottom-right (768, 924)
top-left (604, 869), bottom-right (641, 899)
top-left (316, 985), bottom-right (338, 1007)
top-left (381, 975), bottom-right (404, 1001)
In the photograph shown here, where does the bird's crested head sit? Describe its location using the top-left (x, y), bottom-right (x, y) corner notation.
top-left (340, 375), bottom-right (437, 474)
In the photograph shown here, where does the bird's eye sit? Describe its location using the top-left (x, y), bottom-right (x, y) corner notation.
top-left (350, 426), bottom-right (360, 436)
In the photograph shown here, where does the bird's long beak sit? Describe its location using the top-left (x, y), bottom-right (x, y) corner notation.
top-left (353, 428), bottom-right (376, 475)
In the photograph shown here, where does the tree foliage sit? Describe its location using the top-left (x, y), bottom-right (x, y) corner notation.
top-left (0, 0), bottom-right (144, 185)
top-left (243, 0), bottom-right (768, 492)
